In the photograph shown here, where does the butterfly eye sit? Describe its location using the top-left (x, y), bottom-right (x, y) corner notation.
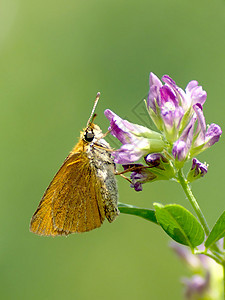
top-left (84, 130), bottom-right (94, 142)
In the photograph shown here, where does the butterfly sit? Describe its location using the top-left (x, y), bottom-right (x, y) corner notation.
top-left (30, 93), bottom-right (119, 236)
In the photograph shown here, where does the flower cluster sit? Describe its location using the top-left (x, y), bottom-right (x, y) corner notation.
top-left (171, 243), bottom-right (223, 300)
top-left (105, 72), bottom-right (222, 190)
top-left (148, 73), bottom-right (221, 163)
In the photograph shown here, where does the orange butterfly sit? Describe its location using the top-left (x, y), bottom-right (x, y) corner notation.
top-left (30, 93), bottom-right (119, 236)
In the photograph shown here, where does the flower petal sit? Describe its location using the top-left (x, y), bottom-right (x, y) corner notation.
top-left (104, 109), bottom-right (134, 144)
top-left (162, 74), bottom-right (177, 87)
top-left (193, 104), bottom-right (206, 145)
top-left (160, 85), bottom-right (177, 107)
top-left (149, 72), bottom-right (162, 88)
top-left (172, 140), bottom-right (188, 161)
top-left (148, 72), bottom-right (162, 112)
top-left (112, 144), bottom-right (145, 164)
top-left (186, 80), bottom-right (207, 106)
top-left (130, 167), bottom-right (157, 191)
top-left (191, 158), bottom-right (208, 177)
top-left (205, 124), bottom-right (222, 147)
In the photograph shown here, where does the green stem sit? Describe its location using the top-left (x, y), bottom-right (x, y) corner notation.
top-left (223, 263), bottom-right (225, 300)
top-left (178, 169), bottom-right (225, 297)
top-left (178, 169), bottom-right (222, 256)
top-left (195, 250), bottom-right (223, 264)
top-left (177, 169), bottom-right (210, 236)
top-left (195, 251), bottom-right (222, 264)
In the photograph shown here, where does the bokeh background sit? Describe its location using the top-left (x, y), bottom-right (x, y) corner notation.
top-left (1, 0), bottom-right (225, 299)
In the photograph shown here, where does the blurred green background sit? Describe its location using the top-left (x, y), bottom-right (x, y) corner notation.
top-left (1, 0), bottom-right (225, 299)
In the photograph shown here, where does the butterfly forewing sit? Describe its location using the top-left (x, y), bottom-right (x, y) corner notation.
top-left (30, 151), bottom-right (105, 236)
top-left (52, 154), bottom-right (105, 233)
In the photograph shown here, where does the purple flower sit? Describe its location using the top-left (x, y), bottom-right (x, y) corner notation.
top-left (104, 109), bottom-right (165, 164)
top-left (182, 273), bottom-right (210, 300)
top-left (190, 104), bottom-right (222, 156)
top-left (105, 72), bottom-right (222, 174)
top-left (172, 117), bottom-right (196, 162)
top-left (122, 164), bottom-right (157, 191)
top-left (171, 243), bottom-right (223, 300)
top-left (145, 153), bottom-right (168, 167)
top-left (147, 73), bottom-right (207, 143)
top-left (122, 154), bottom-right (175, 191)
top-left (187, 158), bottom-right (208, 182)
top-left (172, 140), bottom-right (189, 162)
top-left (191, 158), bottom-right (208, 177)
top-left (170, 242), bottom-right (201, 270)
top-left (172, 104), bottom-right (222, 162)
top-left (185, 80), bottom-right (207, 107)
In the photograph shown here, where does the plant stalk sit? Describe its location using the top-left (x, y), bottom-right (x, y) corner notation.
top-left (177, 169), bottom-right (210, 236)
top-left (223, 262), bottom-right (225, 300)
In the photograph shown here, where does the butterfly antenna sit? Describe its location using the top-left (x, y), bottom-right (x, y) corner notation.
top-left (86, 92), bottom-right (100, 126)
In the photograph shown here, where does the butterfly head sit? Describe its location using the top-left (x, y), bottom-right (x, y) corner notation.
top-left (84, 128), bottom-right (95, 142)
top-left (83, 122), bottom-right (103, 144)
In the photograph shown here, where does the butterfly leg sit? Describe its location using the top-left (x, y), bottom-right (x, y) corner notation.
top-left (116, 173), bottom-right (132, 184)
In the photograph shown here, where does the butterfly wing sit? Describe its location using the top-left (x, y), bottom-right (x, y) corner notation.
top-left (30, 152), bottom-right (106, 236)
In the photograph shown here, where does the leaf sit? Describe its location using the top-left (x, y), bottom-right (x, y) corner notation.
top-left (205, 211), bottom-right (225, 249)
top-left (118, 202), bottom-right (158, 224)
top-left (154, 203), bottom-right (205, 248)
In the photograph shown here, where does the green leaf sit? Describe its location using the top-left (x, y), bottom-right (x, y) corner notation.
top-left (154, 203), bottom-right (205, 248)
top-left (205, 211), bottom-right (225, 249)
top-left (118, 202), bottom-right (158, 224)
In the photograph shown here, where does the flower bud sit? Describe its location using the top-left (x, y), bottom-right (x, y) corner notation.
top-left (122, 154), bottom-right (176, 191)
top-left (122, 164), bottom-right (157, 192)
top-left (145, 153), bottom-right (176, 180)
top-left (187, 158), bottom-right (208, 183)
